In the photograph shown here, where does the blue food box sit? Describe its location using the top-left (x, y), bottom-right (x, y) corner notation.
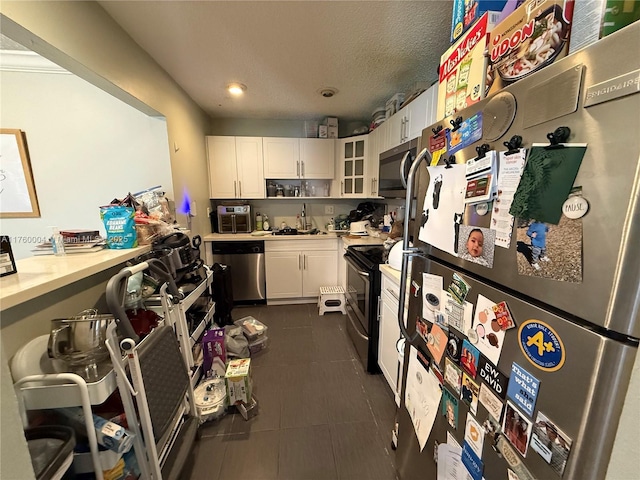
top-left (451, 0), bottom-right (507, 42)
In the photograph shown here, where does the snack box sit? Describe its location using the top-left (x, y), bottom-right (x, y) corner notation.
top-left (234, 316), bottom-right (268, 341)
top-left (438, 13), bottom-right (498, 120)
top-left (568, 0), bottom-right (640, 54)
top-left (451, 0), bottom-right (507, 42)
top-left (202, 328), bottom-right (226, 378)
top-left (225, 358), bottom-right (253, 404)
top-left (486, 0), bottom-right (575, 97)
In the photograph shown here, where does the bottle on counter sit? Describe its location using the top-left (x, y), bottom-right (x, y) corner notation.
top-left (295, 214), bottom-right (302, 230)
top-left (256, 212), bottom-right (263, 231)
top-left (263, 214), bottom-right (270, 231)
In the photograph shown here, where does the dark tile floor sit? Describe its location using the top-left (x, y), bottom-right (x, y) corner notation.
top-left (181, 304), bottom-right (399, 480)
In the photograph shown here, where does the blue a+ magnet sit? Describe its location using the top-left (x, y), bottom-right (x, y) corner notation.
top-left (518, 320), bottom-right (566, 372)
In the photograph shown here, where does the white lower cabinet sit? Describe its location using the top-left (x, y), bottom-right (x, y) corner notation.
top-left (265, 239), bottom-right (338, 301)
top-left (378, 269), bottom-right (407, 398)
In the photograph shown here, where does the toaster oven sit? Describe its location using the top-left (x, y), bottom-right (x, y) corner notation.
top-left (217, 205), bottom-right (252, 233)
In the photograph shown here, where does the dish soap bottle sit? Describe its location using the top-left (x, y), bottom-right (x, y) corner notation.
top-left (256, 212), bottom-right (263, 231)
top-left (263, 214), bottom-right (270, 231)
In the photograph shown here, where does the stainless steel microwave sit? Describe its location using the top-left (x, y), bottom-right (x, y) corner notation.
top-left (378, 137), bottom-right (420, 198)
top-left (217, 204), bottom-right (252, 233)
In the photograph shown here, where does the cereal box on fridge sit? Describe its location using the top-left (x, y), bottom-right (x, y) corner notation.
top-left (486, 0), bottom-right (575, 96)
top-left (438, 13), bottom-right (494, 121)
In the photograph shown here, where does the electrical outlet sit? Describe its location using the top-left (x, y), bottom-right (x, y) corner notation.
top-left (325, 205), bottom-right (334, 215)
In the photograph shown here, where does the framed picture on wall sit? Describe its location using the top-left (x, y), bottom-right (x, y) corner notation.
top-left (0, 129), bottom-right (40, 218)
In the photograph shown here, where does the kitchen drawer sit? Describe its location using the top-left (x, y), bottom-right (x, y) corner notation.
top-left (265, 239), bottom-right (338, 252)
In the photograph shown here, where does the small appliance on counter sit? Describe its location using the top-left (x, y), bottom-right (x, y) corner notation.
top-left (217, 204), bottom-right (252, 233)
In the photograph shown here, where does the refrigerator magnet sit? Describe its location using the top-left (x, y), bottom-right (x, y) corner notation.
top-left (461, 441), bottom-right (485, 480)
top-left (464, 413), bottom-right (485, 457)
top-left (444, 358), bottom-right (463, 395)
top-left (446, 332), bottom-right (463, 362)
top-left (461, 339), bottom-right (480, 378)
top-left (506, 363), bottom-right (540, 418)
top-left (461, 373), bottom-right (480, 415)
top-left (442, 388), bottom-right (460, 430)
top-left (530, 411), bottom-right (573, 476)
top-left (502, 401), bottom-right (533, 457)
top-left (518, 319), bottom-right (566, 372)
top-left (497, 435), bottom-right (536, 480)
top-left (478, 356), bottom-right (509, 399)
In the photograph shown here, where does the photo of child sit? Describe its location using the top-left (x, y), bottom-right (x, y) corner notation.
top-left (457, 225), bottom-right (496, 267)
top-left (527, 221), bottom-right (549, 270)
top-left (516, 212), bottom-right (583, 283)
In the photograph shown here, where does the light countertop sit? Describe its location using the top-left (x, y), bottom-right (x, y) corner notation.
top-left (0, 246), bottom-right (150, 311)
top-left (203, 232), bottom-right (387, 247)
top-left (380, 263), bottom-right (403, 283)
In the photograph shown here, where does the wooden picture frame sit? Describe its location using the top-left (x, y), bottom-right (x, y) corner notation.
top-left (0, 129), bottom-right (40, 218)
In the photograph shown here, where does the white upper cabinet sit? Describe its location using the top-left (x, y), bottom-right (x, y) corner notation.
top-left (299, 138), bottom-right (335, 179)
top-left (263, 137), bottom-right (300, 179)
top-left (207, 136), bottom-right (265, 199)
top-left (338, 135), bottom-right (368, 198)
top-left (263, 137), bottom-right (334, 179)
top-left (235, 137), bottom-right (266, 198)
top-left (385, 85), bottom-right (438, 150)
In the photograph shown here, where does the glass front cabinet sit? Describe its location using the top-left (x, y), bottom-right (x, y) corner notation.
top-left (338, 135), bottom-right (367, 197)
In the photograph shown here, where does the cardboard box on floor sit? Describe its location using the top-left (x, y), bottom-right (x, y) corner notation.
top-left (225, 358), bottom-right (253, 404)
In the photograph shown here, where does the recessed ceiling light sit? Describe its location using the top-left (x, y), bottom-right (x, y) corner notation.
top-left (318, 87), bottom-right (338, 98)
top-left (227, 83), bottom-right (247, 95)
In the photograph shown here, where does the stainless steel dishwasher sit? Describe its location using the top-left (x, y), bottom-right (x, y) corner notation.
top-left (211, 241), bottom-right (266, 304)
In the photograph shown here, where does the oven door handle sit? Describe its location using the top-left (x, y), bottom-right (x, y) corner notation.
top-left (357, 270), bottom-right (370, 278)
top-left (347, 308), bottom-right (369, 341)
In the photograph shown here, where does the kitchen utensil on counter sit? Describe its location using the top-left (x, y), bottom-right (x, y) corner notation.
top-left (47, 309), bottom-right (113, 381)
top-left (349, 220), bottom-right (371, 235)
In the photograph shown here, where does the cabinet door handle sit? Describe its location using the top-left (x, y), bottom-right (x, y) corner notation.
top-left (301, 161), bottom-right (305, 178)
top-left (234, 180), bottom-right (237, 197)
top-left (341, 181), bottom-right (344, 196)
top-left (377, 295), bottom-right (382, 322)
top-left (297, 161), bottom-right (300, 177)
top-left (238, 181), bottom-right (242, 197)
top-left (303, 255), bottom-right (307, 269)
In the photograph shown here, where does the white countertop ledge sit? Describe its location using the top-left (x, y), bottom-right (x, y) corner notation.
top-left (203, 233), bottom-right (386, 247)
top-left (0, 246), bottom-right (150, 312)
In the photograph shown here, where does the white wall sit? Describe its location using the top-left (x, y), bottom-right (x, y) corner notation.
top-left (0, 69), bottom-right (174, 260)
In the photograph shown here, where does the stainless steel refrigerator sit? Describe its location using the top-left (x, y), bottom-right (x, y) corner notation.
top-left (394, 22), bottom-right (640, 480)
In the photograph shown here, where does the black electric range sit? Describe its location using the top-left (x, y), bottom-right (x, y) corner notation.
top-left (343, 245), bottom-right (386, 374)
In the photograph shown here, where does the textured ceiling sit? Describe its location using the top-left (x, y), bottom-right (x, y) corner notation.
top-left (98, 1), bottom-right (453, 124)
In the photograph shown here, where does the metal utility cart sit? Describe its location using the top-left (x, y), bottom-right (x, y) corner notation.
top-left (105, 260), bottom-right (199, 480)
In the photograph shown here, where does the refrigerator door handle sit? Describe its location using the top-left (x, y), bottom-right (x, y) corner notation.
top-left (398, 147), bottom-right (431, 344)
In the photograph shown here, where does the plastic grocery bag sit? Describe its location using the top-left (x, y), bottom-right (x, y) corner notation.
top-left (224, 325), bottom-right (249, 359)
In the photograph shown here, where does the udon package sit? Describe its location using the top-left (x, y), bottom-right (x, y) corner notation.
top-left (486, 0), bottom-right (575, 96)
top-left (100, 205), bottom-right (138, 249)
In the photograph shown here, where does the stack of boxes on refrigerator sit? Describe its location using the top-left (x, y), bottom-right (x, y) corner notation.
top-left (318, 116), bottom-right (339, 139)
top-left (437, 0), bottom-right (585, 120)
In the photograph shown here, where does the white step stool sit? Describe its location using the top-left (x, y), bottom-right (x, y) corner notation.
top-left (318, 286), bottom-right (346, 315)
